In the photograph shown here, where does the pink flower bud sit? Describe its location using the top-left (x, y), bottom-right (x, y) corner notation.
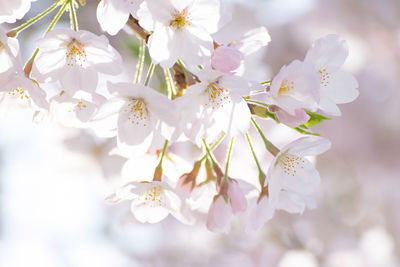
top-left (211, 46), bottom-right (244, 74)
top-left (206, 195), bottom-right (232, 233)
top-left (227, 180), bottom-right (247, 214)
top-left (273, 107), bottom-right (310, 128)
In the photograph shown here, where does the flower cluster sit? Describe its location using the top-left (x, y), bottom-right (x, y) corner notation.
top-left (0, 0), bottom-right (358, 233)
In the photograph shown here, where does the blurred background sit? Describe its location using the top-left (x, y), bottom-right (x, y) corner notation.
top-left (1, 0), bottom-right (400, 266)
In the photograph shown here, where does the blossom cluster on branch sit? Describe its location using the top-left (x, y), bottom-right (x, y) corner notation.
top-left (0, 0), bottom-right (358, 233)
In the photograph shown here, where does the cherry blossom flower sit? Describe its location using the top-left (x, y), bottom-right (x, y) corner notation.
top-left (0, 0), bottom-right (36, 24)
top-left (33, 28), bottom-right (123, 95)
top-left (137, 0), bottom-right (222, 67)
top-left (107, 180), bottom-right (194, 224)
top-left (304, 34), bottom-right (359, 116)
top-left (268, 60), bottom-right (320, 116)
top-left (91, 82), bottom-right (178, 157)
top-left (267, 136), bottom-right (331, 214)
top-left (0, 27), bottom-right (47, 110)
top-left (206, 179), bottom-right (247, 233)
top-left (47, 91), bottom-right (107, 128)
top-left (177, 69), bottom-right (259, 144)
top-left (96, 0), bottom-right (144, 35)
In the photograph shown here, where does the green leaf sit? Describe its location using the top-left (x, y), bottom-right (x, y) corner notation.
top-left (294, 127), bottom-right (320, 136)
top-left (302, 111), bottom-right (331, 129)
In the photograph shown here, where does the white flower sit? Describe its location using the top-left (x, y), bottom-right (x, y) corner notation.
top-left (48, 91), bottom-right (106, 128)
top-left (268, 60), bottom-right (320, 115)
top-left (137, 0), bottom-right (222, 68)
top-left (91, 82), bottom-right (178, 157)
top-left (33, 28), bottom-right (123, 95)
top-left (267, 136), bottom-right (331, 214)
top-left (0, 0), bottom-right (36, 24)
top-left (304, 34), bottom-right (359, 116)
top-left (97, 0), bottom-right (144, 35)
top-left (107, 180), bottom-right (194, 224)
top-left (177, 69), bottom-right (257, 144)
top-left (0, 27), bottom-right (47, 110)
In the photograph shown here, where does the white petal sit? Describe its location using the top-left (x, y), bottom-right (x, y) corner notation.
top-left (324, 70), bottom-right (359, 104)
top-left (96, 0), bottom-right (130, 35)
top-left (286, 136), bottom-right (331, 157)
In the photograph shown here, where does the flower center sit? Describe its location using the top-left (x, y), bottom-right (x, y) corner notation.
top-left (66, 39), bottom-right (87, 67)
top-left (68, 100), bottom-right (87, 112)
top-left (124, 98), bottom-right (149, 126)
top-left (278, 153), bottom-right (305, 177)
top-left (204, 83), bottom-right (231, 109)
top-left (139, 186), bottom-right (167, 208)
top-left (8, 88), bottom-right (30, 101)
top-left (318, 68), bottom-right (330, 87)
top-left (170, 9), bottom-right (190, 30)
top-left (278, 79), bottom-right (294, 97)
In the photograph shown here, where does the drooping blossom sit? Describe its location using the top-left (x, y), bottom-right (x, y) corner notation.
top-left (268, 60), bottom-right (320, 116)
top-left (206, 179), bottom-right (247, 233)
top-left (137, 0), bottom-right (222, 68)
top-left (267, 136), bottom-right (331, 214)
top-left (96, 0), bottom-right (144, 35)
top-left (0, 0), bottom-right (36, 24)
top-left (304, 34), bottom-right (359, 116)
top-left (33, 29), bottom-right (123, 95)
top-left (211, 45), bottom-right (244, 74)
top-left (91, 82), bottom-right (178, 157)
top-left (107, 180), bottom-right (194, 224)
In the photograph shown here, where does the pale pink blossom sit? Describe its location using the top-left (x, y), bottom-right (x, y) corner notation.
top-left (267, 136), bottom-right (331, 214)
top-left (0, 27), bottom-right (47, 110)
top-left (177, 69), bottom-right (259, 144)
top-left (108, 181), bottom-right (194, 224)
top-left (91, 82), bottom-right (178, 157)
top-left (33, 29), bottom-right (123, 95)
top-left (304, 34), bottom-right (359, 116)
top-left (268, 60), bottom-right (320, 115)
top-left (137, 0), bottom-right (222, 67)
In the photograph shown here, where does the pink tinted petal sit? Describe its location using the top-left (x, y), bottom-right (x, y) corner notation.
top-left (206, 195), bottom-right (232, 233)
top-left (274, 108), bottom-right (310, 128)
top-left (227, 181), bottom-right (247, 214)
top-left (211, 46), bottom-right (243, 73)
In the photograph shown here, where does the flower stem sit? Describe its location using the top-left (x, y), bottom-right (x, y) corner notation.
top-left (69, 0), bottom-right (79, 31)
top-left (251, 117), bottom-right (280, 156)
top-left (24, 0), bottom-right (69, 77)
top-left (245, 99), bottom-right (270, 109)
top-left (223, 137), bottom-right (234, 183)
top-left (202, 138), bottom-right (218, 166)
top-left (144, 62), bottom-right (155, 86)
top-left (7, 0), bottom-right (61, 37)
top-left (199, 133), bottom-right (226, 162)
top-left (163, 68), bottom-right (177, 99)
top-left (135, 39), bottom-right (146, 83)
top-left (245, 133), bottom-right (266, 186)
top-left (153, 140), bottom-right (169, 181)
